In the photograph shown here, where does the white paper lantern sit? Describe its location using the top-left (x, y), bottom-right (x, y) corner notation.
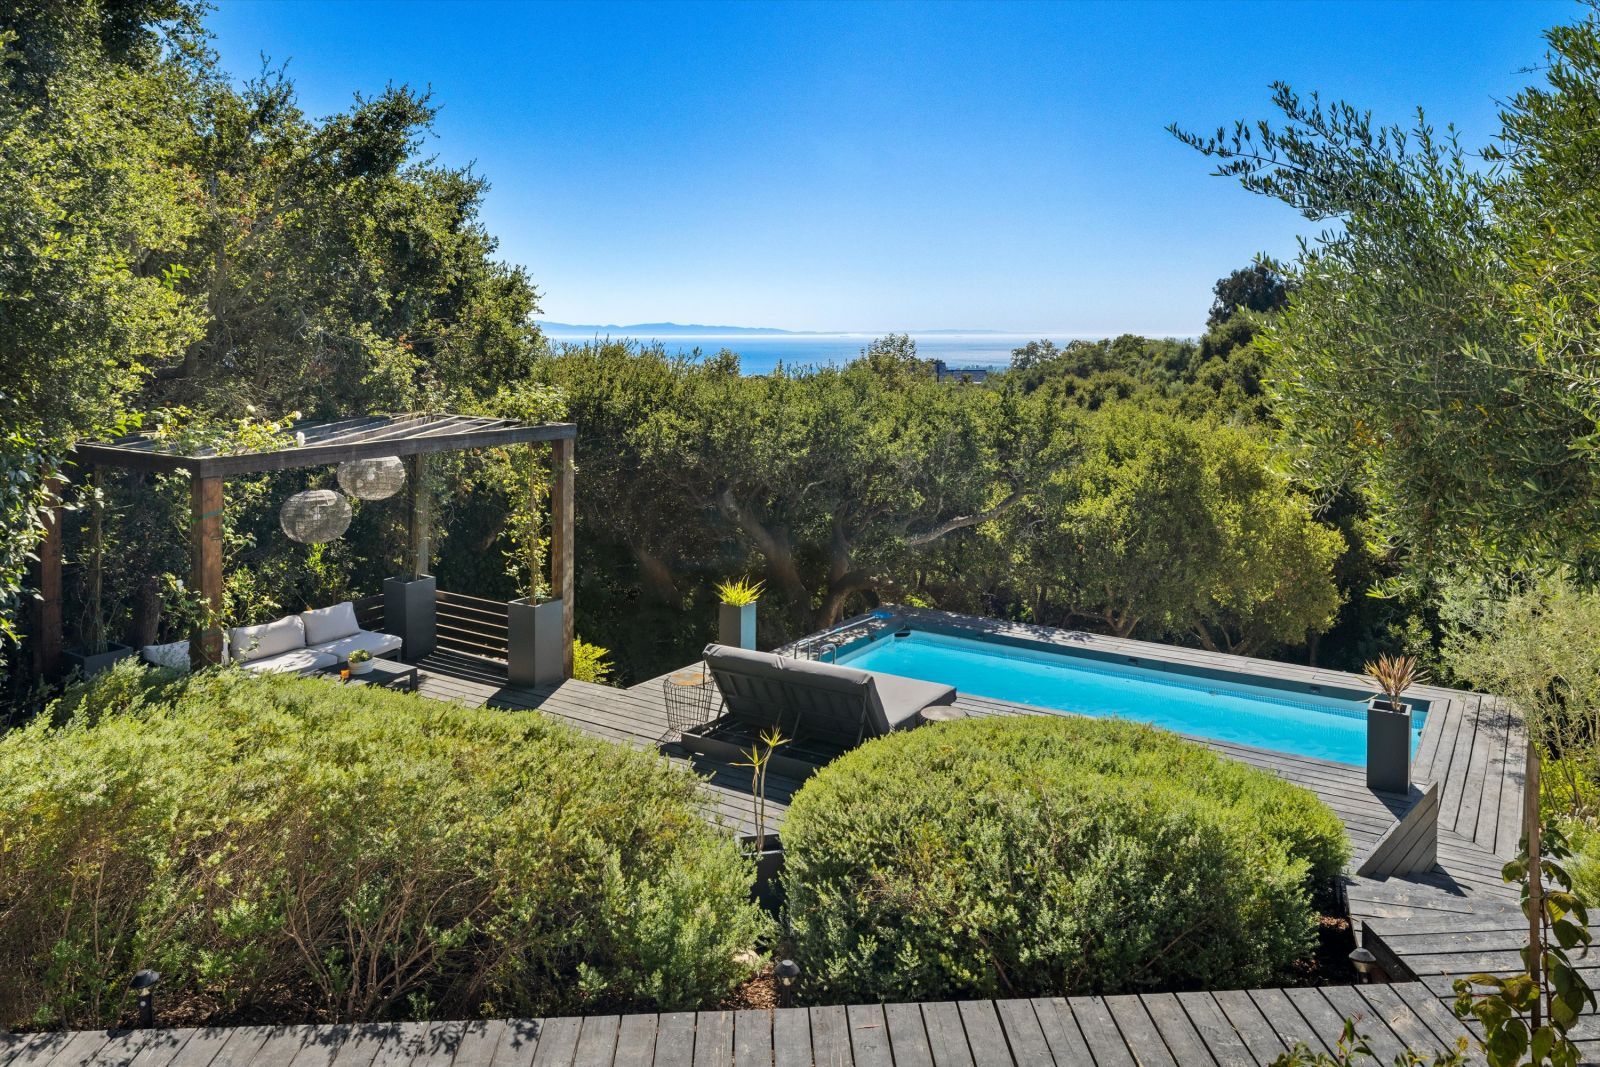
top-left (336, 456), bottom-right (406, 500)
top-left (280, 489), bottom-right (353, 544)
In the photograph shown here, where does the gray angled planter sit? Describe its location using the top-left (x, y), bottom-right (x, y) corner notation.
top-left (508, 596), bottom-right (564, 687)
top-left (719, 602), bottom-right (757, 649)
top-left (1366, 698), bottom-right (1413, 794)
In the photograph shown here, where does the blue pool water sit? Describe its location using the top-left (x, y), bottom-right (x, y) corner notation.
top-left (835, 629), bottom-right (1424, 766)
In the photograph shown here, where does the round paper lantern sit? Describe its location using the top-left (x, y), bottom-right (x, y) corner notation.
top-left (280, 489), bottom-right (353, 544)
top-left (337, 456), bottom-right (406, 500)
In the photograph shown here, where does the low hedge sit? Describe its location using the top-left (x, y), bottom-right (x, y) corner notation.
top-left (781, 715), bottom-right (1349, 1002)
top-left (0, 663), bottom-right (770, 1029)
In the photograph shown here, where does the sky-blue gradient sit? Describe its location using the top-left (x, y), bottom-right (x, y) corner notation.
top-left (205, 0), bottom-right (1569, 334)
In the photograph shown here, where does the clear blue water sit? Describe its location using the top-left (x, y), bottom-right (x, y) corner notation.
top-left (539, 330), bottom-right (1079, 375)
top-left (836, 629), bottom-right (1424, 766)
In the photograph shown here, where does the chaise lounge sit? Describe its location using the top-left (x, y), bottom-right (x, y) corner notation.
top-left (680, 643), bottom-right (959, 777)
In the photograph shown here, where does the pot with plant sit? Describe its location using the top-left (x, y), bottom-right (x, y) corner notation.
top-left (347, 649), bottom-right (375, 676)
top-left (716, 577), bottom-right (763, 650)
top-left (1364, 653), bottom-right (1423, 793)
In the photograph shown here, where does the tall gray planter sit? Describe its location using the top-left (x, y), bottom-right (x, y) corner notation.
top-left (1366, 699), bottom-right (1413, 793)
top-left (384, 575), bottom-right (437, 662)
top-left (508, 597), bottom-right (564, 687)
top-left (719, 602), bottom-right (756, 649)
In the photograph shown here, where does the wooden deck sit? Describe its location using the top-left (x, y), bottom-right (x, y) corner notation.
top-left (7, 982), bottom-right (1478, 1067)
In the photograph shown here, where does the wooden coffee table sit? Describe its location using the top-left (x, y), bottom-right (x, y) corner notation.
top-left (325, 657), bottom-right (419, 692)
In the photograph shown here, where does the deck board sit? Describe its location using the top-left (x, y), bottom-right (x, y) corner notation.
top-left (33, 989), bottom-right (1480, 1066)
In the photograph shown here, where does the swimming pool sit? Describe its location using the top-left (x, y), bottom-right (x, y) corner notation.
top-left (833, 628), bottom-right (1424, 766)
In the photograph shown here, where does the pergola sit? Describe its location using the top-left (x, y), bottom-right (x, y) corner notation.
top-left (37, 413), bottom-right (576, 675)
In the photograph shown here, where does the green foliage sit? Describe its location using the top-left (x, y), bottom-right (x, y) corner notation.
top-left (714, 577), bottom-right (764, 606)
top-left (1209, 263), bottom-right (1291, 329)
top-left (1443, 574), bottom-right (1600, 820)
top-left (780, 715), bottom-right (1348, 1002)
top-left (1455, 823), bottom-right (1595, 1067)
top-left (0, 2), bottom-right (208, 660)
top-left (1173, 10), bottom-right (1600, 579)
top-left (996, 403), bottom-right (1344, 653)
top-left (572, 638), bottom-right (614, 685)
top-left (0, 663), bottom-right (768, 1028)
top-left (1272, 1018), bottom-right (1468, 1066)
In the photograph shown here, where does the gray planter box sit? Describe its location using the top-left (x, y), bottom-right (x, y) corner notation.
top-left (751, 835), bottom-right (785, 912)
top-left (65, 643), bottom-right (135, 678)
top-left (383, 575), bottom-right (437, 662)
top-left (1366, 698), bottom-right (1413, 793)
top-left (719, 602), bottom-right (757, 649)
top-left (508, 597), bottom-right (564, 687)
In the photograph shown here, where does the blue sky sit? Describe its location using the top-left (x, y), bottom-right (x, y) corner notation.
top-left (207, 1), bottom-right (1570, 335)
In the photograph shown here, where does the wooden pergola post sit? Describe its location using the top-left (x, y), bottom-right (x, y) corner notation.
top-left (406, 453), bottom-right (431, 579)
top-left (550, 437), bottom-right (575, 678)
top-left (190, 474), bottom-right (224, 667)
top-left (32, 475), bottom-right (64, 677)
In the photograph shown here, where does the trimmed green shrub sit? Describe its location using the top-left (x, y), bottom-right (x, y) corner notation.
top-left (0, 662), bottom-right (770, 1029)
top-left (781, 715), bottom-right (1349, 1002)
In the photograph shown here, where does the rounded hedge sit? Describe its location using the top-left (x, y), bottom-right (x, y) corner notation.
top-left (781, 715), bottom-right (1349, 1002)
top-left (0, 663), bottom-right (769, 1029)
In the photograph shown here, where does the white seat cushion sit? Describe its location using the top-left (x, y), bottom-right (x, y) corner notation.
top-left (239, 648), bottom-right (340, 675)
top-left (301, 602), bottom-right (361, 645)
top-left (311, 630), bottom-right (403, 660)
top-left (230, 615), bottom-right (307, 664)
top-left (142, 640), bottom-right (191, 671)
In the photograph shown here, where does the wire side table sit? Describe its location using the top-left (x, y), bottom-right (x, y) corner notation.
top-left (662, 664), bottom-right (718, 740)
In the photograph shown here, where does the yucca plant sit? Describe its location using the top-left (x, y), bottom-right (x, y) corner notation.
top-left (1364, 653), bottom-right (1424, 710)
top-left (715, 577), bottom-right (765, 606)
top-left (734, 726), bottom-right (789, 850)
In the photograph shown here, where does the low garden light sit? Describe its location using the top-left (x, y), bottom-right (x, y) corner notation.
top-left (774, 958), bottom-right (800, 1008)
top-left (1349, 947), bottom-right (1379, 984)
top-left (130, 969), bottom-right (160, 1028)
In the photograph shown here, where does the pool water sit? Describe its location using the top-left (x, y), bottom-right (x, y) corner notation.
top-left (835, 629), bottom-right (1424, 766)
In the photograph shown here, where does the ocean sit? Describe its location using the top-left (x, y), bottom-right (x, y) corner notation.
top-left (538, 330), bottom-right (1076, 376)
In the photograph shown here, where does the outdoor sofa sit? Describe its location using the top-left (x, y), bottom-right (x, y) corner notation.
top-left (140, 601), bottom-right (401, 674)
top-left (682, 643), bottom-right (958, 777)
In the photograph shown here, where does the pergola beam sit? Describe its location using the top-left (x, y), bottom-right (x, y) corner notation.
top-left (72, 416), bottom-right (577, 479)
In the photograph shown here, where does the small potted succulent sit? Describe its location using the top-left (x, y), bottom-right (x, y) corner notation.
top-left (1363, 653), bottom-right (1423, 792)
top-left (715, 577), bottom-right (763, 649)
top-left (347, 649), bottom-right (375, 676)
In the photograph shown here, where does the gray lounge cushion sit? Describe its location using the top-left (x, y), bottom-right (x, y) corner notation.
top-left (311, 630), bottom-right (403, 660)
top-left (238, 648), bottom-right (339, 675)
top-left (869, 672), bottom-right (957, 729)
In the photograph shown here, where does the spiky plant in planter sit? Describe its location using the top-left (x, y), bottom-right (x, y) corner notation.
top-left (715, 578), bottom-right (764, 649)
top-left (1364, 653), bottom-right (1424, 712)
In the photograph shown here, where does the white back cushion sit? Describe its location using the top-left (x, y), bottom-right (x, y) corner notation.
top-left (301, 602), bottom-right (360, 645)
top-left (230, 615), bottom-right (307, 663)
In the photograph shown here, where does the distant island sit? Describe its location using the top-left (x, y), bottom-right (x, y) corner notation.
top-left (536, 321), bottom-right (1010, 337)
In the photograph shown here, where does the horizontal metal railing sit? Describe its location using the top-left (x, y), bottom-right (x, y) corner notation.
top-left (435, 589), bottom-right (510, 660)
